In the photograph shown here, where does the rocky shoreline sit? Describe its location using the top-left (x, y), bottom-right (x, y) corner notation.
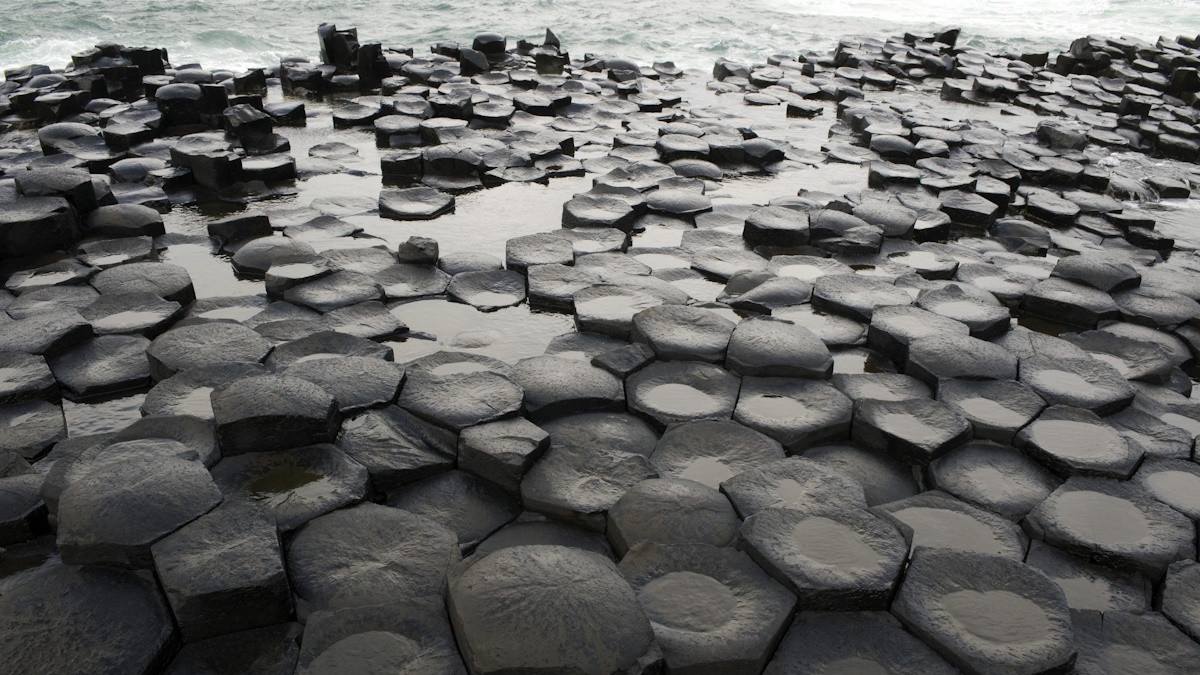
top-left (1, 20), bottom-right (1200, 674)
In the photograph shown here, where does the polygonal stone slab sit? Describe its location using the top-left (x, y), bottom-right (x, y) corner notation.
top-left (211, 375), bottom-right (341, 455)
top-left (283, 270), bottom-right (383, 313)
top-left (211, 444), bottom-right (368, 532)
top-left (1025, 540), bottom-right (1152, 614)
top-left (458, 417), bottom-right (548, 494)
top-left (852, 397), bottom-right (971, 465)
top-left (607, 478), bottom-right (740, 557)
top-left (151, 502), bottom-right (292, 642)
top-left (264, 330), bottom-right (392, 371)
top-left (379, 186), bottom-right (455, 220)
top-left (0, 309), bottom-right (93, 357)
top-left (449, 545), bottom-right (661, 674)
top-left (0, 400), bottom-right (65, 460)
top-left (296, 600), bottom-right (465, 674)
top-left (648, 419), bottom-right (785, 489)
top-left (726, 317), bottom-right (833, 378)
top-left (929, 441), bottom-right (1061, 520)
top-left (906, 333), bottom-right (1018, 387)
top-left (832, 373), bottom-right (931, 403)
top-left (520, 443), bottom-right (658, 532)
top-left (163, 623), bottom-right (303, 675)
top-left (620, 542), bottom-right (796, 673)
top-left (1018, 355), bottom-right (1135, 415)
top-left (573, 284), bottom-right (665, 339)
top-left (802, 443), bottom-right (920, 507)
top-left (0, 352), bottom-right (58, 405)
top-left (284, 355), bottom-right (404, 414)
top-left (630, 304), bottom-right (736, 363)
top-left (1163, 559), bottom-right (1200, 643)
top-left (541, 412), bottom-right (659, 457)
top-left (720, 456), bottom-right (867, 519)
top-left (626, 361), bottom-right (741, 429)
top-left (740, 505), bottom-right (907, 609)
top-left (398, 370), bottom-right (523, 431)
top-left (47, 335), bottom-right (151, 401)
top-left (336, 405), bottom-right (456, 491)
top-left (141, 362), bottom-right (266, 420)
top-left (91, 262), bottom-right (195, 304)
top-left (447, 269), bottom-right (526, 311)
top-left (79, 291), bottom-right (182, 337)
top-left (1072, 609), bottom-right (1200, 674)
top-left (0, 473), bottom-right (48, 546)
top-left (891, 549), bottom-right (1076, 675)
top-left (733, 377), bottom-right (853, 452)
top-left (869, 303), bottom-right (970, 363)
top-left (286, 502), bottom-right (460, 620)
top-left (1024, 476), bottom-right (1196, 578)
top-left (57, 454), bottom-right (222, 568)
top-left (0, 565), bottom-right (175, 675)
top-left (1132, 458), bottom-right (1200, 521)
top-left (812, 274), bottom-right (912, 322)
top-left (1015, 405), bottom-right (1143, 478)
top-left (937, 378), bottom-right (1045, 443)
top-left (386, 470), bottom-right (520, 551)
top-left (871, 490), bottom-right (1029, 560)
top-left (511, 355), bottom-right (624, 422)
top-left (146, 323), bottom-right (272, 381)
top-left (763, 611), bottom-right (958, 675)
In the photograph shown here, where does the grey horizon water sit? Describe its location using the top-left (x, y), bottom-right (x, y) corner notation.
top-left (4, 0), bottom-right (1200, 73)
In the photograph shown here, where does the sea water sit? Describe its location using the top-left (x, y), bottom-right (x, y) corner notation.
top-left (3, 0), bottom-right (1200, 73)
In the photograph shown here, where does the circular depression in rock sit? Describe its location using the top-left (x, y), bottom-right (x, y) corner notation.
top-left (638, 571), bottom-right (737, 632)
top-left (941, 590), bottom-right (1052, 644)
top-left (791, 516), bottom-right (881, 571)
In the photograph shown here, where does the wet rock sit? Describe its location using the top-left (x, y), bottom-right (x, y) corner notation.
top-left (1132, 458), bottom-right (1200, 521)
top-left (0, 352), bottom-right (58, 405)
top-left (231, 237), bottom-right (317, 278)
top-left (1113, 285), bottom-right (1200, 328)
top-left (57, 453), bottom-right (222, 567)
top-left (562, 193), bottom-right (640, 230)
top-left (151, 502), bottom-right (291, 642)
top-left (15, 168), bottom-right (98, 214)
top-left (720, 456), bottom-right (866, 519)
top-left (1072, 609), bottom-right (1200, 674)
top-left (938, 378), bottom-right (1046, 443)
top-left (929, 440), bottom-right (1060, 520)
top-left (386, 469), bottom-right (519, 551)
top-left (287, 502), bottom-right (459, 619)
top-left (1107, 406), bottom-right (1193, 460)
top-left (832, 373), bottom-right (931, 403)
top-left (1025, 539), bottom-right (1152, 613)
top-left (210, 443), bottom-right (367, 532)
top-left (916, 285), bottom-right (1010, 339)
top-left (1021, 278), bottom-right (1119, 328)
top-left (764, 611), bottom-right (958, 674)
top-left (1016, 405), bottom-right (1143, 479)
top-left (295, 600), bottom-right (463, 674)
top-left (457, 417), bottom-right (548, 494)
top-left (6, 259), bottom-right (95, 296)
top-left (1018, 356), bottom-right (1134, 415)
top-left (606, 478), bottom-right (740, 556)
top-left (734, 377), bottom-right (854, 452)
top-left (648, 419), bottom-right (784, 491)
top-left (573, 284), bottom-right (666, 339)
top-left (141, 362), bottom-right (265, 420)
top-left (0, 197), bottom-right (80, 258)
top-left (211, 375), bottom-right (340, 455)
top-left (620, 542), bottom-right (796, 673)
top-left (399, 369), bottom-right (522, 431)
top-left (740, 504), bottom-right (907, 609)
top-left (0, 309), bottom-right (92, 357)
top-left (812, 274), bottom-right (912, 322)
top-left (0, 565), bottom-right (175, 675)
top-left (449, 545), bottom-right (661, 674)
top-left (511, 355), bottom-right (623, 422)
top-left (626, 360), bottom-right (740, 429)
top-left (6, 285), bottom-right (99, 319)
top-left (892, 549), bottom-right (1075, 675)
top-left (91, 261), bottom-right (195, 304)
top-left (867, 305), bottom-right (970, 363)
top-left (520, 441), bottom-right (657, 532)
top-left (446, 269), bottom-right (526, 311)
top-left (906, 333), bottom-right (1018, 387)
top-left (336, 405), bottom-right (456, 492)
top-left (802, 443), bottom-right (920, 506)
top-left (1162, 559), bottom-right (1200, 642)
top-left (264, 330), bottom-right (391, 371)
top-left (79, 291), bottom-right (182, 337)
top-left (284, 355), bottom-right (403, 415)
top-left (1025, 476), bottom-right (1195, 578)
top-left (283, 271), bottom-right (383, 313)
top-left (47, 334), bottom-right (151, 400)
top-left (41, 438), bottom-right (198, 520)
top-left (505, 233), bottom-right (573, 273)
top-left (146, 323), bottom-right (271, 381)
top-left (724, 317), bottom-right (832, 379)
top-left (376, 263), bottom-right (451, 299)
top-left (0, 473), bottom-right (47, 545)
top-left (164, 623), bottom-right (302, 675)
top-left (0, 400), bottom-right (65, 460)
top-left (872, 490), bottom-right (1028, 559)
top-left (630, 304), bottom-right (736, 364)
top-left (853, 398), bottom-right (971, 465)
top-left (1052, 253), bottom-right (1142, 293)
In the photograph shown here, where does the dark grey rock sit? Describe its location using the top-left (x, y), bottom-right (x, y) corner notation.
top-left (872, 490), bottom-right (1028, 559)
top-left (336, 405), bottom-right (456, 491)
top-left (91, 262), bottom-right (195, 304)
top-left (1021, 278), bottom-right (1119, 328)
top-left (630, 304), bottom-right (736, 363)
top-left (0, 352), bottom-right (58, 405)
top-left (284, 355), bottom-right (403, 414)
top-left (398, 370), bottom-right (523, 431)
top-left (573, 284), bottom-right (666, 338)
top-left (458, 417), bottom-right (549, 494)
top-left (264, 330), bottom-right (391, 371)
top-left (287, 502), bottom-right (459, 620)
top-left (1162, 559), bottom-right (1200, 642)
top-left (211, 443), bottom-right (367, 532)
top-left (891, 549), bottom-right (1076, 675)
top-left (151, 502), bottom-right (292, 642)
top-left (79, 291), bottom-right (182, 337)
top-left (0, 309), bottom-right (92, 357)
top-left (1016, 405), bottom-right (1142, 478)
top-left (606, 478), bottom-right (739, 556)
top-left (386, 470), bottom-right (520, 551)
top-left (1072, 609), bottom-right (1200, 674)
top-left (511, 354), bottom-right (623, 422)
top-left (48, 335), bottom-right (151, 400)
top-left (1052, 253), bottom-right (1142, 293)
top-left (141, 362), bottom-right (266, 420)
top-left (520, 443), bottom-right (657, 532)
top-left (146, 323), bottom-right (272, 381)
top-left (163, 623), bottom-right (302, 675)
top-left (930, 440), bottom-right (1060, 520)
top-left (802, 443), bottom-right (920, 507)
top-left (812, 274), bottom-right (912, 322)
top-left (734, 377), bottom-right (853, 452)
top-left (211, 375), bottom-right (340, 455)
top-left (867, 305), bottom-right (970, 363)
top-left (446, 269), bottom-right (526, 311)
top-left (763, 611), bottom-right (958, 675)
top-left (853, 397), bottom-right (971, 465)
top-left (832, 373), bottom-right (931, 403)
top-left (720, 456), bottom-right (866, 519)
top-left (937, 378), bottom-right (1045, 443)
top-left (627, 360), bottom-right (741, 429)
top-left (649, 419), bottom-right (784, 490)
top-left (0, 400), bottom-right (65, 459)
top-left (725, 317), bottom-right (832, 378)
top-left (448, 545), bottom-right (661, 674)
top-left (1025, 540), bottom-right (1152, 613)
top-left (906, 333), bottom-right (1018, 387)
top-left (296, 600), bottom-right (464, 674)
top-left (1132, 458), bottom-right (1200, 521)
top-left (620, 542), bottom-right (796, 674)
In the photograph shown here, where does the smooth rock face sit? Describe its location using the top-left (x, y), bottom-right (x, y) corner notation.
top-left (740, 505), bottom-right (908, 610)
top-left (630, 304), bottom-right (736, 363)
top-left (287, 502), bottom-right (460, 620)
top-left (892, 549), bottom-right (1076, 675)
top-left (852, 398), bottom-right (971, 465)
top-left (449, 545), bottom-right (661, 674)
top-left (211, 375), bottom-right (341, 455)
top-left (511, 354), bottom-right (624, 422)
top-left (606, 478), bottom-right (741, 556)
top-left (626, 360), bottom-right (741, 429)
top-left (1019, 355), bottom-right (1135, 415)
top-left (937, 378), bottom-right (1046, 443)
top-left (764, 611), bottom-right (959, 675)
top-left (151, 502), bottom-right (292, 642)
top-left (1024, 477), bottom-right (1196, 578)
top-left (620, 542), bottom-right (797, 674)
top-left (57, 454), bottom-right (222, 568)
top-left (399, 370), bottom-right (523, 431)
top-left (0, 565), bottom-right (176, 675)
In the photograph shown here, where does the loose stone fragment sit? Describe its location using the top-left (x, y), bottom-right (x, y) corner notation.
top-left (619, 542), bottom-right (796, 673)
top-left (287, 502), bottom-right (459, 620)
top-left (448, 545), bottom-right (661, 674)
top-left (891, 549), bottom-right (1076, 675)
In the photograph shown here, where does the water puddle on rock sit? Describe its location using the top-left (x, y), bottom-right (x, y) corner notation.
top-left (1053, 575), bottom-right (1116, 612)
top-left (91, 311), bottom-right (166, 331)
top-left (1054, 491), bottom-right (1149, 545)
top-left (387, 299), bottom-right (572, 364)
top-left (638, 571), bottom-right (736, 632)
top-left (676, 456), bottom-right (734, 488)
top-left (744, 394), bottom-right (806, 420)
top-left (941, 590), bottom-right (1051, 644)
top-left (878, 413), bottom-right (941, 443)
top-left (249, 467), bottom-right (323, 497)
top-left (1027, 420), bottom-right (1122, 461)
top-left (62, 394), bottom-right (145, 436)
top-left (643, 383), bottom-right (718, 415)
top-left (1143, 470), bottom-right (1200, 512)
top-left (890, 506), bottom-right (1007, 555)
top-left (791, 516), bottom-right (880, 571)
top-left (954, 397), bottom-right (1027, 427)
